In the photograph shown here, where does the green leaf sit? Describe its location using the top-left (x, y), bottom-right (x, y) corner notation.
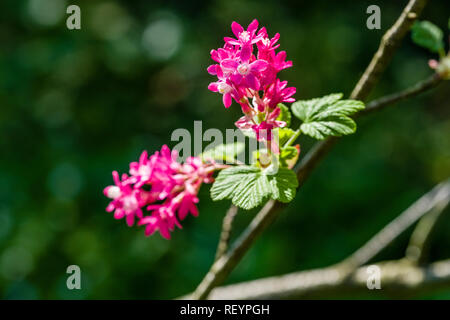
top-left (210, 166), bottom-right (299, 210)
top-left (268, 167), bottom-right (298, 203)
top-left (411, 20), bottom-right (444, 53)
top-left (232, 172), bottom-right (271, 210)
top-left (276, 103), bottom-right (291, 127)
top-left (276, 128), bottom-right (296, 146)
top-left (300, 116), bottom-right (356, 140)
top-left (200, 142), bottom-right (244, 163)
top-left (292, 93), bottom-right (343, 121)
top-left (211, 166), bottom-right (270, 210)
top-left (291, 93), bottom-right (365, 140)
top-left (279, 146), bottom-right (298, 168)
top-left (210, 166), bottom-right (261, 202)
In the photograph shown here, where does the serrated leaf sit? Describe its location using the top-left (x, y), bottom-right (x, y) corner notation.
top-left (210, 166), bottom-right (260, 201)
top-left (210, 166), bottom-right (299, 210)
top-left (300, 116), bottom-right (357, 140)
top-left (291, 93), bottom-right (364, 140)
top-left (411, 20), bottom-right (444, 53)
top-left (292, 93), bottom-right (343, 121)
top-left (268, 168), bottom-right (298, 203)
top-left (200, 142), bottom-right (244, 163)
top-left (276, 103), bottom-right (291, 127)
top-left (312, 100), bottom-right (365, 119)
top-left (279, 146), bottom-right (298, 168)
top-left (232, 173), bottom-right (271, 210)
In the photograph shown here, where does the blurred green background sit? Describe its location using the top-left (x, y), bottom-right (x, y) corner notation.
top-left (0, 0), bottom-right (449, 299)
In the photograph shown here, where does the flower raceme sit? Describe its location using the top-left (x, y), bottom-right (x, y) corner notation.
top-left (104, 145), bottom-right (223, 239)
top-left (208, 19), bottom-right (296, 142)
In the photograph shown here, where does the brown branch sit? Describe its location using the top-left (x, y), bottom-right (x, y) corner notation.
top-left (357, 72), bottom-right (443, 117)
top-left (350, 0), bottom-right (429, 101)
top-left (187, 0), bottom-right (429, 300)
top-left (339, 179), bottom-right (450, 269)
top-left (406, 198), bottom-right (450, 265)
top-left (189, 199), bottom-right (286, 299)
top-left (208, 259), bottom-right (450, 299)
top-left (215, 205), bottom-right (239, 261)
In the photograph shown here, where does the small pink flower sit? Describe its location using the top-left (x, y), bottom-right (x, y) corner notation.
top-left (222, 59), bottom-right (269, 91)
top-left (257, 30), bottom-right (281, 61)
top-left (208, 80), bottom-right (236, 108)
top-left (104, 171), bottom-right (145, 226)
top-left (128, 151), bottom-right (157, 188)
top-left (138, 215), bottom-right (172, 239)
top-left (224, 19), bottom-right (262, 47)
top-left (264, 79), bottom-right (296, 109)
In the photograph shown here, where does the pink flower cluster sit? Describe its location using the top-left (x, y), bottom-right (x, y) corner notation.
top-left (208, 19), bottom-right (296, 141)
top-left (104, 145), bottom-right (218, 239)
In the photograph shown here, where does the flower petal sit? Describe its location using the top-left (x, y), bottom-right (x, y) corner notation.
top-left (231, 21), bottom-right (244, 38)
top-left (245, 73), bottom-right (259, 90)
top-left (223, 93), bottom-right (232, 108)
top-left (247, 19), bottom-right (258, 34)
top-left (240, 44), bottom-right (252, 62)
top-left (208, 82), bottom-right (219, 92)
top-left (207, 64), bottom-right (217, 75)
top-left (221, 59), bottom-right (238, 70)
top-left (250, 59), bottom-right (268, 72)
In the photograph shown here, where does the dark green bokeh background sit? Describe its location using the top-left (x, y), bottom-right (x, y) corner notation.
top-left (0, 0), bottom-right (449, 299)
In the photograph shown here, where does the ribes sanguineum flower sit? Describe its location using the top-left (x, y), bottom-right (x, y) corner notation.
top-left (104, 145), bottom-right (224, 239)
top-left (103, 171), bottom-right (146, 227)
top-left (207, 19), bottom-right (296, 141)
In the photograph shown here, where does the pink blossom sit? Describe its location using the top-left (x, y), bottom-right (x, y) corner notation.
top-left (224, 19), bottom-right (262, 47)
top-left (104, 171), bottom-right (145, 227)
top-left (207, 19), bottom-right (296, 143)
top-left (104, 145), bottom-right (223, 239)
top-left (256, 29), bottom-right (280, 60)
top-left (264, 79), bottom-right (296, 109)
top-left (208, 19), bottom-right (294, 108)
top-left (208, 80), bottom-right (236, 108)
top-left (222, 58), bottom-right (269, 90)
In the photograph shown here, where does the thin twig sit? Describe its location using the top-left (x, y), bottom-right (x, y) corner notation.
top-left (188, 0), bottom-right (429, 300)
top-left (340, 179), bottom-right (450, 269)
top-left (350, 0), bottom-right (429, 100)
top-left (406, 201), bottom-right (450, 265)
top-left (358, 72), bottom-right (443, 117)
top-left (214, 205), bottom-right (239, 261)
top-left (189, 199), bottom-right (286, 299)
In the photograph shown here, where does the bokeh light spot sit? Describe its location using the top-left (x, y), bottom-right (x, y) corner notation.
top-left (142, 14), bottom-right (182, 61)
top-left (27, 0), bottom-right (67, 26)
